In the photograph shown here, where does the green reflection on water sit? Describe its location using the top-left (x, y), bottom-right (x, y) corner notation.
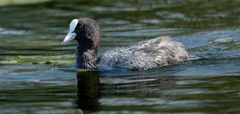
top-left (0, 0), bottom-right (49, 6)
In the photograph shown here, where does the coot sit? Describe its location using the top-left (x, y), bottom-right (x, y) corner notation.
top-left (62, 18), bottom-right (189, 70)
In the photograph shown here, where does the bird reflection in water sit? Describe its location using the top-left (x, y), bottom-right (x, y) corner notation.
top-left (75, 70), bottom-right (101, 111)
top-left (75, 69), bottom-right (179, 112)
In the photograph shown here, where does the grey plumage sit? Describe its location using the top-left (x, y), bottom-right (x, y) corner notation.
top-left (98, 36), bottom-right (189, 70)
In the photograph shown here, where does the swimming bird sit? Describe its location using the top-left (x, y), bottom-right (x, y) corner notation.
top-left (62, 17), bottom-right (189, 70)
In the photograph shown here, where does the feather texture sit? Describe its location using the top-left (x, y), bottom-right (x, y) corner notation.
top-left (98, 36), bottom-right (189, 70)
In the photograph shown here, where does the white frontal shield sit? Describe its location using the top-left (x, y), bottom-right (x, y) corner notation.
top-left (62, 19), bottom-right (78, 45)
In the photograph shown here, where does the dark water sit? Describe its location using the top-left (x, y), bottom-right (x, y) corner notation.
top-left (0, 0), bottom-right (240, 114)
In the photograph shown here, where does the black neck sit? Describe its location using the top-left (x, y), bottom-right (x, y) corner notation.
top-left (76, 44), bottom-right (98, 69)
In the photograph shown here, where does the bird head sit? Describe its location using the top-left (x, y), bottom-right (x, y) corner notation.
top-left (62, 18), bottom-right (100, 49)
